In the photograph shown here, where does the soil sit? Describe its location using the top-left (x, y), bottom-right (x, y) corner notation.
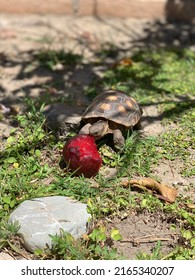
top-left (107, 210), bottom-right (180, 259)
top-left (0, 15), bottom-right (194, 260)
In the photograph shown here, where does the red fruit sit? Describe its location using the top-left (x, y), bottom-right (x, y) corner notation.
top-left (63, 134), bottom-right (102, 178)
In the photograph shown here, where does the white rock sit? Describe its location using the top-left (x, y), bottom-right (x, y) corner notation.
top-left (9, 196), bottom-right (91, 252)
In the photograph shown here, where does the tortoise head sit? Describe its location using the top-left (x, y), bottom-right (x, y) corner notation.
top-left (89, 120), bottom-right (109, 138)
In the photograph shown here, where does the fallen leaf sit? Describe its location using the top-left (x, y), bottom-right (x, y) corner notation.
top-left (122, 178), bottom-right (177, 203)
top-left (112, 58), bottom-right (133, 68)
top-left (186, 203), bottom-right (195, 209)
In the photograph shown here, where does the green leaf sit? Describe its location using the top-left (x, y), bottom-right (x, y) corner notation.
top-left (97, 232), bottom-right (107, 242)
top-left (3, 204), bottom-right (9, 211)
top-left (34, 248), bottom-right (44, 256)
top-left (2, 197), bottom-right (11, 204)
top-left (87, 198), bottom-right (93, 208)
top-left (111, 228), bottom-right (122, 241)
top-left (6, 157), bottom-right (17, 163)
top-left (141, 199), bottom-right (147, 207)
top-left (38, 133), bottom-right (45, 140)
top-left (181, 211), bottom-right (189, 219)
top-left (94, 245), bottom-right (102, 254)
top-left (7, 136), bottom-right (16, 143)
top-left (89, 228), bottom-right (106, 242)
top-left (182, 230), bottom-right (192, 240)
top-left (9, 200), bottom-right (16, 208)
top-left (89, 229), bottom-right (99, 241)
top-left (190, 237), bottom-right (195, 248)
top-left (35, 149), bottom-right (41, 157)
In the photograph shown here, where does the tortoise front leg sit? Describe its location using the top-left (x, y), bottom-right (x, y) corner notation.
top-left (113, 129), bottom-right (125, 149)
top-left (79, 123), bottom-right (92, 135)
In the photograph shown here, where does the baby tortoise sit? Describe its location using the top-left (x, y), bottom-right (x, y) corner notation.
top-left (79, 89), bottom-right (142, 148)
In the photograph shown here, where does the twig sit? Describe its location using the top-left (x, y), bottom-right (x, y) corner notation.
top-left (120, 233), bottom-right (179, 244)
top-left (120, 237), bottom-right (171, 244)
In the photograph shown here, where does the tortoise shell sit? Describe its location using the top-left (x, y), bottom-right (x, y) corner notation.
top-left (82, 90), bottom-right (142, 128)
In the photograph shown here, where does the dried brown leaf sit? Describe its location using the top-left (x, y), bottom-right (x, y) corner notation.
top-left (122, 178), bottom-right (177, 203)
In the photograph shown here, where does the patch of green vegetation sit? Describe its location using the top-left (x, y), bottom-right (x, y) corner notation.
top-left (0, 129), bottom-right (53, 221)
top-left (136, 240), bottom-right (162, 260)
top-left (164, 234), bottom-right (195, 260)
top-left (35, 49), bottom-right (82, 70)
top-left (157, 104), bottom-right (195, 176)
top-left (119, 134), bottom-right (159, 177)
top-left (152, 51), bottom-right (195, 96)
top-left (47, 175), bottom-right (100, 202)
top-left (161, 226), bottom-right (195, 260)
top-left (136, 231), bottom-right (195, 260)
top-left (35, 227), bottom-right (123, 260)
top-left (159, 129), bottom-right (192, 160)
top-left (99, 132), bottom-right (159, 178)
top-left (0, 221), bottom-right (21, 255)
top-left (101, 48), bottom-right (195, 103)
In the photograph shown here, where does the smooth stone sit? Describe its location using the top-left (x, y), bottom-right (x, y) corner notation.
top-left (9, 196), bottom-right (91, 253)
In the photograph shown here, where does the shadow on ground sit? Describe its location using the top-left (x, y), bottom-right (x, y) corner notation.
top-left (0, 8), bottom-right (194, 123)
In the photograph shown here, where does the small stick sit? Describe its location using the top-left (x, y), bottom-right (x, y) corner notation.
top-left (120, 237), bottom-right (172, 244)
top-left (120, 232), bottom-right (179, 244)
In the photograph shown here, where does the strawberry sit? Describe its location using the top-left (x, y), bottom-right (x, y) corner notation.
top-left (63, 134), bottom-right (102, 178)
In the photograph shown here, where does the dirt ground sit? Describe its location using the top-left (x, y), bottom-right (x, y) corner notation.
top-left (0, 15), bottom-right (194, 260)
top-left (107, 210), bottom-right (180, 259)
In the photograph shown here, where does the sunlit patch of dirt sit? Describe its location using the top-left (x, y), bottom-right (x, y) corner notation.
top-left (107, 210), bottom-right (181, 259)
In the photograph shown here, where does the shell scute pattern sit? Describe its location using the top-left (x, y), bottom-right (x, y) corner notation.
top-left (82, 90), bottom-right (142, 128)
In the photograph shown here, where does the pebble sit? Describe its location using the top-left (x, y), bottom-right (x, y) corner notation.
top-left (9, 196), bottom-right (91, 253)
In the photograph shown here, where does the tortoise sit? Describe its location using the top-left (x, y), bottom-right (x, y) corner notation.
top-left (79, 89), bottom-right (143, 148)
